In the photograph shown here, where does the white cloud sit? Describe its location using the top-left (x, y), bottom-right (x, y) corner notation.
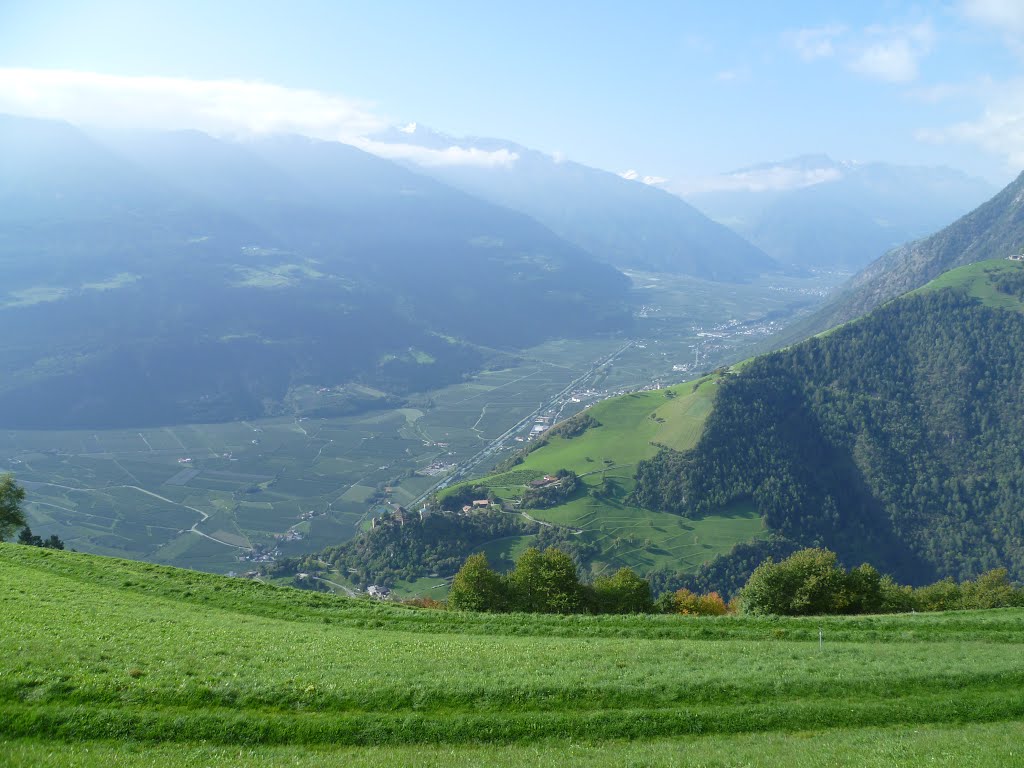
top-left (847, 21), bottom-right (935, 83)
top-left (789, 24), bottom-right (847, 60)
top-left (619, 170), bottom-right (668, 186)
top-left (357, 139), bottom-right (519, 169)
top-left (0, 68), bottom-right (386, 140)
top-left (674, 165), bottom-right (844, 196)
top-left (789, 20), bottom-right (935, 84)
top-left (0, 68), bottom-right (522, 169)
top-left (919, 79), bottom-right (1024, 168)
top-left (962, 0), bottom-right (1024, 31)
top-left (961, 0), bottom-right (1024, 55)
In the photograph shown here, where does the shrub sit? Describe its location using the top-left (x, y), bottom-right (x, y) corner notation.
top-left (670, 588), bottom-right (729, 616)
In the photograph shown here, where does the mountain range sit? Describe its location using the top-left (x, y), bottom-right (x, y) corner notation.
top-left (681, 155), bottom-right (995, 272)
top-left (366, 124), bottom-right (780, 280)
top-left (0, 114), bottom-right (631, 428)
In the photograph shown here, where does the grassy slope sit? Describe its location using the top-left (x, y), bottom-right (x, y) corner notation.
top-left (442, 374), bottom-right (765, 575)
top-left (3, 545), bottom-right (1024, 764)
top-left (914, 257), bottom-right (1024, 309)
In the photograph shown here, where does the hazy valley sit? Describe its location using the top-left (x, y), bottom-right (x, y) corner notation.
top-left (4, 7), bottom-right (1024, 763)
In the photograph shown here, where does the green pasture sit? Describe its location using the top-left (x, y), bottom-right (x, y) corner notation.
top-left (2, 545), bottom-right (1023, 765)
top-left (436, 374), bottom-right (761, 576)
top-left (519, 375), bottom-right (720, 476)
top-left (915, 257), bottom-right (1024, 311)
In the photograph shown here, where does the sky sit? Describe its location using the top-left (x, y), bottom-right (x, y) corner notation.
top-left (1, 0), bottom-right (1023, 189)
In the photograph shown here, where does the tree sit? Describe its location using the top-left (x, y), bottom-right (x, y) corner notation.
top-left (839, 563), bottom-right (883, 614)
top-left (592, 568), bottom-right (653, 613)
top-left (0, 474), bottom-right (26, 542)
top-left (17, 525), bottom-right (65, 550)
top-left (448, 553), bottom-right (508, 612)
top-left (740, 548), bottom-right (846, 616)
top-left (507, 547), bottom-right (586, 613)
top-left (17, 526), bottom-right (37, 546)
top-left (959, 568), bottom-right (1022, 609)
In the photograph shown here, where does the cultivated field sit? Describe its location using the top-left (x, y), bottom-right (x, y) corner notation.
top-left (2, 545), bottom-right (1022, 766)
top-left (0, 344), bottom-right (616, 573)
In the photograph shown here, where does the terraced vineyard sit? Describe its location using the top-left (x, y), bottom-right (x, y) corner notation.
top-left (3, 545), bottom-right (1022, 766)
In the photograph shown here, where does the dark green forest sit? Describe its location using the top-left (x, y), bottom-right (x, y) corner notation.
top-left (317, 509), bottom-right (538, 587)
top-left (634, 289), bottom-right (1024, 585)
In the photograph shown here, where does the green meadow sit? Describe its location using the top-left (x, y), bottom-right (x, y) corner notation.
top-left (914, 257), bottom-right (1024, 310)
top-left (3, 545), bottom-right (1023, 765)
top-left (440, 374), bottom-right (767, 575)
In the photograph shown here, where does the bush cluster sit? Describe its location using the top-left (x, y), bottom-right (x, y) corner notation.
top-left (448, 548), bottom-right (652, 614)
top-left (740, 548), bottom-right (1024, 616)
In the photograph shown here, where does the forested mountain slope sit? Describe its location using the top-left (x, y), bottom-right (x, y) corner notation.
top-left (0, 115), bottom-right (630, 428)
top-left (783, 169), bottom-right (1024, 341)
top-left (635, 259), bottom-right (1024, 586)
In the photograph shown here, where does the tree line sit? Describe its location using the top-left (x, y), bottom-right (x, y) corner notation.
top-left (446, 545), bottom-right (1024, 616)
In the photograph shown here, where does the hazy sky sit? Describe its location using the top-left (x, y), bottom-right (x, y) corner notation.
top-left (2, 1), bottom-right (1023, 186)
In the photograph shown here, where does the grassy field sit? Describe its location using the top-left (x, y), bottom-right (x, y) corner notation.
top-left (914, 257), bottom-right (1024, 310)
top-left (439, 374), bottom-right (767, 576)
top-left (2, 545), bottom-right (1023, 765)
top-left (7, 723), bottom-right (1024, 767)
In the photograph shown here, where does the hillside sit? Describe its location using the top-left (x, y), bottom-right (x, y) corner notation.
top-left (3, 544), bottom-right (1024, 765)
top-left (380, 374), bottom-right (768, 586)
top-left (684, 155), bottom-right (994, 272)
top-left (278, 376), bottom-right (758, 596)
top-left (0, 115), bottom-right (630, 429)
top-left (635, 258), bottom-right (1024, 588)
top-left (368, 124), bottom-right (779, 280)
top-left (375, 259), bottom-right (1024, 597)
top-left (785, 169), bottom-right (1024, 340)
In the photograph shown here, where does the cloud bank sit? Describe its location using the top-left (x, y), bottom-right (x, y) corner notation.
top-left (357, 139), bottom-right (519, 169)
top-left (674, 165), bottom-right (844, 196)
top-left (0, 68), bottom-right (518, 169)
top-left (0, 68), bottom-right (386, 140)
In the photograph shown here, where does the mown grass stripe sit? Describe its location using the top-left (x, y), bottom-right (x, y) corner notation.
top-left (2, 688), bottom-right (1022, 747)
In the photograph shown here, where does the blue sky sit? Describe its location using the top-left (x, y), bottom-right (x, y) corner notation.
top-left (1, 1), bottom-right (1023, 186)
